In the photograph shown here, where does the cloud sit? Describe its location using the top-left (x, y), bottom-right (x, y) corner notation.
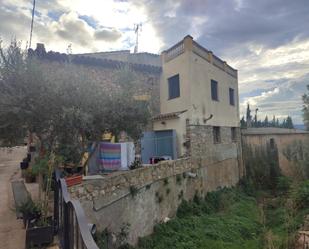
top-left (0, 0), bottom-right (308, 124)
top-left (94, 28), bottom-right (122, 41)
top-left (53, 12), bottom-right (94, 47)
top-left (240, 74), bottom-right (308, 123)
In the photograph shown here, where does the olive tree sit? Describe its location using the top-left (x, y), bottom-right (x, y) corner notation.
top-left (0, 41), bottom-right (150, 164)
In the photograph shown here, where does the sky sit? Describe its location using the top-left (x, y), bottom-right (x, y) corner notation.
top-left (0, 0), bottom-right (308, 124)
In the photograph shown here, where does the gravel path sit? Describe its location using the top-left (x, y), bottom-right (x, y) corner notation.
top-left (0, 147), bottom-right (28, 249)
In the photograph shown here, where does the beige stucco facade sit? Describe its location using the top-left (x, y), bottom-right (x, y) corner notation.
top-left (153, 35), bottom-right (240, 157)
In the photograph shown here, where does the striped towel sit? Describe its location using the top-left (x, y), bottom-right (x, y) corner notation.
top-left (99, 142), bottom-right (121, 171)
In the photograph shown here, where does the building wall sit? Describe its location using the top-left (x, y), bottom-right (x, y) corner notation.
top-left (242, 132), bottom-right (309, 177)
top-left (159, 51), bottom-right (191, 114)
top-left (154, 36), bottom-right (240, 157)
top-left (189, 52), bottom-right (239, 127)
top-left (159, 36), bottom-right (239, 127)
top-left (153, 112), bottom-right (188, 157)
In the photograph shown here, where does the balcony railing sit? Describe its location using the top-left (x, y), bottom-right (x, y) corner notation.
top-left (164, 41), bottom-right (185, 62)
top-left (54, 170), bottom-right (99, 249)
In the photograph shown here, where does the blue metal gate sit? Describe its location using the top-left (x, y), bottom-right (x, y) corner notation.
top-left (141, 130), bottom-right (176, 164)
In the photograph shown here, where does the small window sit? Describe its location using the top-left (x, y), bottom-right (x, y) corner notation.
top-left (168, 74), bottom-right (180, 99)
top-left (231, 127), bottom-right (237, 142)
top-left (229, 88), bottom-right (235, 106)
top-left (211, 80), bottom-right (218, 101)
top-left (213, 126), bottom-right (221, 143)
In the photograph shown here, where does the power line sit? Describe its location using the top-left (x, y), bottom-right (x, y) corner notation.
top-left (29, 0), bottom-right (36, 48)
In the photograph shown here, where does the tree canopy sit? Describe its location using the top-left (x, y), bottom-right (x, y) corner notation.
top-left (0, 41), bottom-right (150, 163)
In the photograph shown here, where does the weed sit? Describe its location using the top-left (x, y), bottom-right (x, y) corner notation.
top-left (176, 174), bottom-right (182, 185)
top-left (163, 178), bottom-right (169, 186)
top-left (129, 186), bottom-right (138, 198)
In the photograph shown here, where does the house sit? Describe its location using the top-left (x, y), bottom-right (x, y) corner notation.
top-left (151, 35), bottom-right (240, 159)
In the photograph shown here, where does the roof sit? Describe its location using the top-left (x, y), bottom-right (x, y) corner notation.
top-left (152, 110), bottom-right (187, 121)
top-left (75, 50), bottom-right (161, 67)
top-left (241, 127), bottom-right (309, 135)
top-left (28, 44), bottom-right (162, 74)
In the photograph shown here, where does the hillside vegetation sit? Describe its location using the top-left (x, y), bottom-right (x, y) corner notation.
top-left (136, 179), bottom-right (309, 249)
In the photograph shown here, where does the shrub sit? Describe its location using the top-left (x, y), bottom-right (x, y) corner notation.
top-left (295, 180), bottom-right (309, 208)
top-left (129, 186), bottom-right (138, 198)
top-left (276, 176), bottom-right (292, 194)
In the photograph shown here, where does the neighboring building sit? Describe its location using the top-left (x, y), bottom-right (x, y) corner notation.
top-left (29, 43), bottom-right (162, 116)
top-left (242, 127), bottom-right (309, 177)
top-left (152, 35), bottom-right (240, 158)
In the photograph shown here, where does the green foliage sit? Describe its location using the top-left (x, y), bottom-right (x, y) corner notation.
top-left (129, 186), bottom-right (138, 198)
top-left (295, 180), bottom-right (309, 208)
top-left (163, 178), bottom-right (169, 186)
top-left (138, 188), bottom-right (263, 249)
top-left (31, 156), bottom-right (49, 176)
top-left (17, 199), bottom-right (41, 216)
top-left (0, 41), bottom-right (150, 163)
top-left (176, 174), bottom-right (182, 185)
top-left (276, 176), bottom-right (292, 194)
top-left (95, 228), bottom-right (109, 249)
top-left (243, 143), bottom-right (281, 190)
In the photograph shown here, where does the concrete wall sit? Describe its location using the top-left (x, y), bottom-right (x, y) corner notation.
top-left (242, 131), bottom-right (309, 177)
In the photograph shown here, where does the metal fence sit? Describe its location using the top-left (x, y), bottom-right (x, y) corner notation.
top-left (54, 170), bottom-right (99, 249)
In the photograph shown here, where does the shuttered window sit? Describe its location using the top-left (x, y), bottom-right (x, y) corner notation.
top-left (168, 74), bottom-right (180, 99)
top-left (211, 80), bottom-right (218, 101)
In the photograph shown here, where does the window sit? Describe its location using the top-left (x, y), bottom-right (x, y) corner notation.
top-left (231, 127), bottom-right (237, 142)
top-left (229, 88), bottom-right (235, 106)
top-left (168, 74), bottom-right (180, 99)
top-left (211, 80), bottom-right (218, 101)
top-left (213, 126), bottom-right (221, 143)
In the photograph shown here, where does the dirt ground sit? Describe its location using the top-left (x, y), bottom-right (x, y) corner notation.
top-left (0, 146), bottom-right (39, 249)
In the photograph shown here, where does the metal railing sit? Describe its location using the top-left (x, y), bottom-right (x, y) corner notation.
top-left (54, 170), bottom-right (99, 249)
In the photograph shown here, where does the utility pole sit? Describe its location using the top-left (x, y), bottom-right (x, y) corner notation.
top-left (29, 0), bottom-right (36, 48)
top-left (134, 23), bottom-right (141, 53)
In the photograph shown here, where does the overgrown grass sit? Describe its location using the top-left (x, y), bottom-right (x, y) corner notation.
top-left (137, 188), bottom-right (263, 249)
top-left (96, 180), bottom-right (309, 249)
top-left (134, 182), bottom-right (309, 249)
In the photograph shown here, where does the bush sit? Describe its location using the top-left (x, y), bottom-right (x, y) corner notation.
top-left (296, 180), bottom-right (309, 208)
top-left (276, 176), bottom-right (292, 194)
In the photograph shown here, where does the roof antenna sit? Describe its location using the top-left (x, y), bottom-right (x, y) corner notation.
top-left (134, 23), bottom-right (142, 53)
top-left (29, 0), bottom-right (36, 48)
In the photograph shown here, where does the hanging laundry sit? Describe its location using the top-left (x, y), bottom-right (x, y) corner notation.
top-left (99, 142), bottom-right (121, 171)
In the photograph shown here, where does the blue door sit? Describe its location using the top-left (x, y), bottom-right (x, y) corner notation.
top-left (141, 130), bottom-right (176, 164)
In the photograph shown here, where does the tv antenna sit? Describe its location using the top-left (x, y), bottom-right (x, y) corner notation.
top-left (29, 0), bottom-right (36, 48)
top-left (134, 23), bottom-right (142, 53)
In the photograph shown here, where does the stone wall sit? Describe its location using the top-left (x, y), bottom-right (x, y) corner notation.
top-left (242, 131), bottom-right (309, 177)
top-left (69, 124), bottom-right (243, 247)
top-left (37, 58), bottom-right (161, 116)
top-left (70, 156), bottom-right (240, 246)
top-left (189, 125), bottom-right (244, 177)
